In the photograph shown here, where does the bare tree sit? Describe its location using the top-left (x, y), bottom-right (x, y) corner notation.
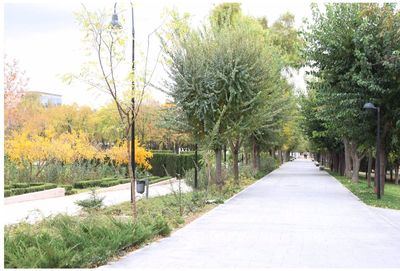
top-left (65, 5), bottom-right (162, 219)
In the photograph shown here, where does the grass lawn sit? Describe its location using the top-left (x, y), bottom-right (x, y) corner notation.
top-left (328, 170), bottom-right (400, 210)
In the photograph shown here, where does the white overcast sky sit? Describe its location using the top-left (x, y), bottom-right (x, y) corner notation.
top-left (4, 0), bottom-right (315, 108)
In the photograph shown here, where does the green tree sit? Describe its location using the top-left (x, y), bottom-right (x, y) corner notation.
top-left (303, 3), bottom-right (400, 188)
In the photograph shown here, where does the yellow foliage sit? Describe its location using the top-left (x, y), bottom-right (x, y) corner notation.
top-left (106, 139), bottom-right (153, 170)
top-left (6, 130), bottom-right (53, 167)
top-left (5, 128), bottom-right (102, 166)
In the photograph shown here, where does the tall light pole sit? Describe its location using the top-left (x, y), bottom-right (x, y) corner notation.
top-left (111, 3), bottom-right (136, 203)
top-left (363, 102), bottom-right (381, 199)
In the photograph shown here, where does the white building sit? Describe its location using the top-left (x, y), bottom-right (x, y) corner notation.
top-left (26, 91), bottom-right (62, 106)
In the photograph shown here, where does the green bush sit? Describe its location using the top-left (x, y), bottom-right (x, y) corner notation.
top-left (65, 189), bottom-right (78, 196)
top-left (4, 190), bottom-right (12, 197)
top-left (151, 150), bottom-right (174, 154)
top-left (101, 177), bottom-right (118, 181)
top-left (11, 183), bottom-right (30, 188)
top-left (99, 180), bottom-right (121, 187)
top-left (150, 152), bottom-right (199, 177)
top-left (30, 182), bottom-right (45, 187)
top-left (5, 184), bottom-right (11, 190)
top-left (75, 189), bottom-right (104, 212)
top-left (73, 179), bottom-right (103, 189)
top-left (5, 158), bottom-right (127, 186)
top-left (118, 178), bottom-right (130, 184)
top-left (255, 155), bottom-right (279, 179)
top-left (4, 183), bottom-right (58, 197)
top-left (4, 213), bottom-right (172, 268)
top-left (61, 185), bottom-right (74, 195)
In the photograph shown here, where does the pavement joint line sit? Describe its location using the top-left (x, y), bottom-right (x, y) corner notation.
top-left (325, 169), bottom-right (400, 233)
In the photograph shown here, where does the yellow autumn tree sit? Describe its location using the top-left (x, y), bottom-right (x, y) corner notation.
top-left (5, 128), bottom-right (103, 180)
top-left (6, 129), bottom-right (54, 180)
top-left (56, 131), bottom-right (103, 163)
top-left (106, 139), bottom-right (153, 170)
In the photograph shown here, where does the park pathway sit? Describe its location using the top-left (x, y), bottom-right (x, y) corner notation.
top-left (104, 159), bottom-right (400, 268)
top-left (3, 179), bottom-right (191, 225)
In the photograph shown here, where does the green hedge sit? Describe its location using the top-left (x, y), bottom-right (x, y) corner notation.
top-left (11, 183), bottom-right (30, 188)
top-left (73, 179), bottom-right (103, 189)
top-left (61, 185), bottom-right (78, 196)
top-left (119, 178), bottom-right (130, 184)
top-left (99, 180), bottom-right (121, 187)
top-left (30, 182), bottom-right (45, 187)
top-left (5, 183), bottom-right (58, 197)
top-left (151, 150), bottom-right (174, 154)
top-left (149, 153), bottom-right (199, 177)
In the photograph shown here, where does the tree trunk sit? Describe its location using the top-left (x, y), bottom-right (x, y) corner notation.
top-left (278, 150), bottom-right (283, 164)
top-left (351, 156), bottom-right (362, 183)
top-left (230, 139), bottom-right (240, 184)
top-left (223, 145), bottom-right (227, 163)
top-left (232, 149), bottom-right (239, 183)
top-left (126, 133), bottom-right (137, 220)
top-left (214, 148), bottom-right (222, 188)
top-left (286, 151), bottom-right (290, 162)
top-left (390, 168), bottom-right (393, 183)
top-left (252, 139), bottom-right (258, 171)
top-left (367, 153), bottom-right (372, 188)
top-left (379, 143), bottom-right (386, 195)
top-left (343, 138), bottom-right (352, 178)
top-left (349, 141), bottom-right (365, 183)
top-left (339, 150), bottom-right (345, 176)
top-left (215, 148), bottom-right (223, 187)
top-left (330, 151), bottom-right (334, 171)
top-left (395, 163), bottom-right (399, 185)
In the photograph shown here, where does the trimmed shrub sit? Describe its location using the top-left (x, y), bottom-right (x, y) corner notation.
top-left (149, 152), bottom-right (200, 177)
top-left (11, 187), bottom-right (27, 195)
top-left (61, 184), bottom-right (73, 195)
top-left (65, 189), bottom-right (78, 196)
top-left (99, 180), bottom-right (121, 187)
top-left (176, 153), bottom-right (198, 177)
top-left (149, 153), bottom-right (177, 177)
top-left (73, 179), bottom-right (103, 189)
top-left (4, 190), bottom-right (12, 197)
top-left (5, 183), bottom-right (58, 197)
top-left (30, 182), bottom-right (45, 187)
top-left (151, 150), bottom-right (174, 154)
top-left (11, 183), bottom-right (30, 188)
top-left (118, 178), bottom-right (130, 184)
top-left (101, 177), bottom-right (118, 181)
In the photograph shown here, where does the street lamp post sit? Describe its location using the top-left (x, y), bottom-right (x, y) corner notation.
top-left (111, 3), bottom-right (136, 203)
top-left (194, 143), bottom-right (198, 189)
top-left (363, 102), bottom-right (381, 199)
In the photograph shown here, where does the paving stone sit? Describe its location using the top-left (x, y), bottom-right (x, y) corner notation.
top-left (103, 159), bottom-right (400, 268)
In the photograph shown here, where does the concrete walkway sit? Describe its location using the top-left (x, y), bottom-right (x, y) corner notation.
top-left (104, 159), bottom-right (400, 268)
top-left (3, 179), bottom-right (191, 225)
